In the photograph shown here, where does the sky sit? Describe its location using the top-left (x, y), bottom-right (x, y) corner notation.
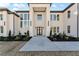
top-left (0, 3), bottom-right (70, 11)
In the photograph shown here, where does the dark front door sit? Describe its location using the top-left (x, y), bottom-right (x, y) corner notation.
top-left (37, 27), bottom-right (43, 35)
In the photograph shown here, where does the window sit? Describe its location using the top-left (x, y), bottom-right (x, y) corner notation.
top-left (57, 14), bottom-right (59, 21)
top-left (57, 27), bottom-right (59, 33)
top-left (50, 14), bottom-right (52, 20)
top-left (0, 14), bottom-right (3, 20)
top-left (53, 27), bottom-right (56, 33)
top-left (28, 14), bottom-right (29, 20)
top-left (67, 25), bottom-right (70, 33)
top-left (37, 14), bottom-right (42, 20)
top-left (51, 14), bottom-right (56, 21)
top-left (24, 14), bottom-right (28, 20)
top-left (67, 11), bottom-right (71, 18)
top-left (0, 26), bottom-right (3, 33)
top-left (20, 21), bottom-right (23, 28)
top-left (20, 14), bottom-right (23, 20)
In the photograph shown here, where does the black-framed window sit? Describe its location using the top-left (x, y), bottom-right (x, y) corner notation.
top-left (20, 21), bottom-right (23, 28)
top-left (57, 27), bottom-right (59, 33)
top-left (67, 11), bottom-right (71, 18)
top-left (57, 14), bottom-right (59, 21)
top-left (51, 14), bottom-right (56, 21)
top-left (0, 14), bottom-right (3, 20)
top-left (67, 25), bottom-right (70, 33)
top-left (20, 14), bottom-right (23, 20)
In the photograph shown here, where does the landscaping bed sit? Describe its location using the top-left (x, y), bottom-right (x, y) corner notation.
top-left (48, 33), bottom-right (79, 41)
top-left (0, 31), bottom-right (32, 41)
top-left (0, 36), bottom-right (32, 41)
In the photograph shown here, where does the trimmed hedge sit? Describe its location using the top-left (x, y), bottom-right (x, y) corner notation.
top-left (48, 33), bottom-right (79, 41)
top-left (0, 36), bottom-right (32, 41)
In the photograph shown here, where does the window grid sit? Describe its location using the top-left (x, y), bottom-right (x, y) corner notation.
top-left (20, 13), bottom-right (29, 28)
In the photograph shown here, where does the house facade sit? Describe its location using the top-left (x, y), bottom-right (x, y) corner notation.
top-left (0, 3), bottom-right (79, 37)
top-left (0, 8), bottom-right (20, 37)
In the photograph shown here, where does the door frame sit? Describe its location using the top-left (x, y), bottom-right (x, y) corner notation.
top-left (36, 27), bottom-right (44, 36)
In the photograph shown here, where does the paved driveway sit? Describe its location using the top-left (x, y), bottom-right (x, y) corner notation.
top-left (20, 36), bottom-right (79, 51)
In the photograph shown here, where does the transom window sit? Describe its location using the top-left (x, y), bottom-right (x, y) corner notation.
top-left (37, 14), bottom-right (42, 20)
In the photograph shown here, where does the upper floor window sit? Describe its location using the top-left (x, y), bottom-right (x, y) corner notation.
top-left (0, 26), bottom-right (3, 33)
top-left (24, 14), bottom-right (27, 20)
top-left (67, 25), bottom-right (70, 33)
top-left (37, 14), bottom-right (42, 20)
top-left (57, 14), bottom-right (59, 21)
top-left (51, 14), bottom-right (56, 21)
top-left (28, 14), bottom-right (29, 20)
top-left (20, 21), bottom-right (23, 28)
top-left (67, 11), bottom-right (71, 18)
top-left (20, 14), bottom-right (23, 20)
top-left (0, 14), bottom-right (3, 20)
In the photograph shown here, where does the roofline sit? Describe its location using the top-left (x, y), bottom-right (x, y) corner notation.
top-left (50, 3), bottom-right (75, 13)
top-left (28, 3), bottom-right (51, 7)
top-left (15, 3), bottom-right (75, 13)
top-left (0, 8), bottom-right (19, 17)
top-left (63, 3), bottom-right (75, 12)
top-left (8, 12), bottom-right (20, 17)
top-left (16, 10), bottom-right (29, 13)
top-left (0, 8), bottom-right (11, 12)
top-left (50, 11), bottom-right (63, 13)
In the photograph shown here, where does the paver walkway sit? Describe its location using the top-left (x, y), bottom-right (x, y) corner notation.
top-left (20, 36), bottom-right (79, 51)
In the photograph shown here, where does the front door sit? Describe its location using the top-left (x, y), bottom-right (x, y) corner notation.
top-left (37, 27), bottom-right (43, 35)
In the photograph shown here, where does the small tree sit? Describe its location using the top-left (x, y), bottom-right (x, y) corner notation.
top-left (9, 30), bottom-right (11, 37)
top-left (53, 33), bottom-right (57, 38)
top-left (27, 30), bottom-right (29, 36)
top-left (24, 32), bottom-right (27, 36)
top-left (50, 28), bottom-right (52, 36)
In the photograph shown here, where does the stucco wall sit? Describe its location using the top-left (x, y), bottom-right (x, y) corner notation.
top-left (50, 13), bottom-right (64, 35)
top-left (63, 4), bottom-right (77, 37)
top-left (16, 12), bottom-right (29, 35)
top-left (0, 10), bottom-right (8, 37)
top-left (29, 3), bottom-right (50, 36)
